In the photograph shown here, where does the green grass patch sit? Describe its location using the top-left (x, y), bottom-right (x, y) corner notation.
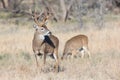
top-left (19, 51), bottom-right (31, 61)
top-left (0, 12), bottom-right (12, 19)
top-left (0, 53), bottom-right (11, 60)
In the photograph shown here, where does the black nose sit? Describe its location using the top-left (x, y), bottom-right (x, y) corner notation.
top-left (49, 31), bottom-right (52, 35)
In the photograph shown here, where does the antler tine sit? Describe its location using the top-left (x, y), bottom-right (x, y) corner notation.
top-left (41, 10), bottom-right (51, 24)
top-left (38, 9), bottom-right (44, 18)
top-left (33, 11), bottom-right (43, 27)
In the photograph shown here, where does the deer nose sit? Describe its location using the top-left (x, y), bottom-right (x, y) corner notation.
top-left (47, 31), bottom-right (52, 35)
top-left (49, 31), bottom-right (52, 34)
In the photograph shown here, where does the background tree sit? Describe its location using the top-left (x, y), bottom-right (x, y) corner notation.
top-left (0, 0), bottom-right (119, 25)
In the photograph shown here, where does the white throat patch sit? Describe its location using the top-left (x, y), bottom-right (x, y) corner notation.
top-left (38, 35), bottom-right (45, 40)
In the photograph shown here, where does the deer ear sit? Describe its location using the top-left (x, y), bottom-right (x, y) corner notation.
top-left (33, 24), bottom-right (39, 30)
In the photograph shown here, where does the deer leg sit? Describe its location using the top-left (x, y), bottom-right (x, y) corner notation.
top-left (38, 52), bottom-right (43, 59)
top-left (34, 51), bottom-right (39, 67)
top-left (80, 49), bottom-right (85, 58)
top-left (83, 46), bottom-right (91, 58)
top-left (53, 52), bottom-right (59, 72)
top-left (43, 53), bottom-right (46, 65)
top-left (61, 54), bottom-right (64, 60)
top-left (71, 54), bottom-right (75, 59)
top-left (61, 53), bottom-right (67, 60)
top-left (71, 50), bottom-right (76, 59)
top-left (86, 48), bottom-right (91, 58)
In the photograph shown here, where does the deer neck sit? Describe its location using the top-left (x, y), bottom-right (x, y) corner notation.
top-left (33, 32), bottom-right (45, 43)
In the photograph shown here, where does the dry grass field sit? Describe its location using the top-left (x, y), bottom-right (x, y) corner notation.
top-left (0, 15), bottom-right (120, 80)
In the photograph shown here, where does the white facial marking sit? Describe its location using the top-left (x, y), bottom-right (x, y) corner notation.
top-left (45, 31), bottom-right (50, 36)
top-left (39, 35), bottom-right (45, 40)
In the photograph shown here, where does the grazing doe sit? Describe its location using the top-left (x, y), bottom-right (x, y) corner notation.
top-left (61, 35), bottom-right (90, 59)
top-left (32, 12), bottom-right (59, 72)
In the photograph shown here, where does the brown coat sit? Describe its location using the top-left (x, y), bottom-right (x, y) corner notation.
top-left (62, 35), bottom-right (90, 59)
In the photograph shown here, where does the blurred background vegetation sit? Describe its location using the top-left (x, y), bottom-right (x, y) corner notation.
top-left (0, 0), bottom-right (120, 28)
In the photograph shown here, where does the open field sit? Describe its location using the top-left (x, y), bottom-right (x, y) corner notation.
top-left (0, 17), bottom-right (120, 80)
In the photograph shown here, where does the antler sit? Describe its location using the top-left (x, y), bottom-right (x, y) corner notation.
top-left (33, 12), bottom-right (43, 27)
top-left (23, 9), bottom-right (51, 27)
top-left (40, 11), bottom-right (51, 26)
top-left (33, 10), bottom-right (51, 27)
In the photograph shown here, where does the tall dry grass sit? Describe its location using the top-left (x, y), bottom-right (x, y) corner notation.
top-left (0, 17), bottom-right (120, 80)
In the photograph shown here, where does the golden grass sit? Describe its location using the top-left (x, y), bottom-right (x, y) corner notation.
top-left (0, 19), bottom-right (120, 80)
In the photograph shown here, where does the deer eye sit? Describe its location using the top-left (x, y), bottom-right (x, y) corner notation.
top-left (41, 28), bottom-right (45, 31)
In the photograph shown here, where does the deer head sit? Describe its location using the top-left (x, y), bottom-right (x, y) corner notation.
top-left (32, 11), bottom-right (51, 40)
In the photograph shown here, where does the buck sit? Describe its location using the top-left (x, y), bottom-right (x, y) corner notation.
top-left (61, 34), bottom-right (90, 59)
top-left (32, 12), bottom-right (59, 72)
